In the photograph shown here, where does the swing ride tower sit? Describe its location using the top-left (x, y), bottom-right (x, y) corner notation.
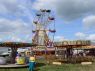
top-left (32, 9), bottom-right (56, 55)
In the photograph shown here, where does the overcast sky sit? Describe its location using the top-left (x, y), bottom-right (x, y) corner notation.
top-left (0, 0), bottom-right (95, 42)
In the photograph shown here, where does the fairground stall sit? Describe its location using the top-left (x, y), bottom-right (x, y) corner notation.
top-left (53, 40), bottom-right (93, 63)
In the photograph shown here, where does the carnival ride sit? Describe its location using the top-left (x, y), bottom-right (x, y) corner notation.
top-left (0, 42), bottom-right (36, 65)
top-left (54, 40), bottom-right (91, 59)
top-left (32, 9), bottom-right (56, 55)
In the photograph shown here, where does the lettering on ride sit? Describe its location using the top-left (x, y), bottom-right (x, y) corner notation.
top-left (54, 40), bottom-right (90, 46)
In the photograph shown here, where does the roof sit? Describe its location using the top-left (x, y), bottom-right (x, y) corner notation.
top-left (0, 42), bottom-right (36, 48)
top-left (74, 45), bottom-right (95, 49)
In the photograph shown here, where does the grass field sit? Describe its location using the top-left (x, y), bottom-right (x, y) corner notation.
top-left (0, 60), bottom-right (95, 71)
top-left (1, 63), bottom-right (95, 71)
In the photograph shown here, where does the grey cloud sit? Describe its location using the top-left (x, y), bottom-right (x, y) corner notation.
top-left (83, 15), bottom-right (95, 28)
top-left (33, 0), bottom-right (95, 21)
top-left (0, 18), bottom-right (32, 32)
top-left (56, 0), bottom-right (95, 21)
top-left (0, 32), bottom-right (32, 42)
top-left (0, 0), bottom-right (32, 14)
top-left (0, 0), bottom-right (33, 22)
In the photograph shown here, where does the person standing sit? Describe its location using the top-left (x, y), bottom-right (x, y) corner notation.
top-left (29, 55), bottom-right (36, 71)
top-left (25, 51), bottom-right (31, 64)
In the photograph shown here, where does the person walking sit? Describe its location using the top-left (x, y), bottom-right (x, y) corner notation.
top-left (29, 54), bottom-right (36, 71)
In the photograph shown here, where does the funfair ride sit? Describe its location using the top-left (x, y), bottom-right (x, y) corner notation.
top-left (32, 9), bottom-right (56, 55)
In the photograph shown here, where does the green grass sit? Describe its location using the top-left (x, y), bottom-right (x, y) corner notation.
top-left (0, 68), bottom-right (27, 71)
top-left (37, 63), bottom-right (95, 71)
top-left (0, 60), bottom-right (95, 71)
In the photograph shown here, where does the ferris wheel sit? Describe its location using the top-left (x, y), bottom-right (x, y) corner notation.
top-left (32, 9), bottom-right (56, 47)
